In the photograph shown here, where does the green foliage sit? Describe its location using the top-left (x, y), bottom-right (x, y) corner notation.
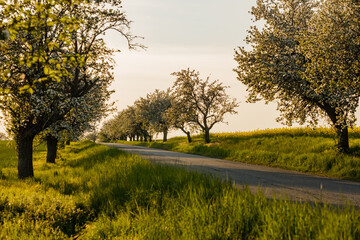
top-left (124, 127), bottom-right (360, 181)
top-left (0, 0), bottom-right (84, 89)
top-left (1, 140), bottom-right (360, 238)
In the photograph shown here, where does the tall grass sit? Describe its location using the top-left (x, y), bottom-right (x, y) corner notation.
top-left (0, 140), bottom-right (359, 239)
top-left (0, 141), bottom-right (17, 167)
top-left (123, 127), bottom-right (360, 181)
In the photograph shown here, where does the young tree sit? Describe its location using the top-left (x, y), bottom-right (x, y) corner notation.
top-left (234, 0), bottom-right (359, 152)
top-left (171, 69), bottom-right (238, 143)
top-left (0, 0), bottom-right (138, 178)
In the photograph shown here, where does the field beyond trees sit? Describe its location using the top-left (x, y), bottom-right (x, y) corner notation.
top-left (119, 127), bottom-right (360, 182)
top-left (0, 140), bottom-right (359, 239)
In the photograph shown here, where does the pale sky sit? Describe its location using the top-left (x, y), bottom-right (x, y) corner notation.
top-left (1, 0), bottom-right (359, 136)
top-left (104, 0), bottom-right (287, 137)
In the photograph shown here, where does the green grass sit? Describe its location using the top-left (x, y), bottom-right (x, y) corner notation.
top-left (120, 127), bottom-right (360, 181)
top-left (0, 140), bottom-right (359, 239)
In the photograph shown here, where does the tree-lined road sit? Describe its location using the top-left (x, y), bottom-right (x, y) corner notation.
top-left (104, 143), bottom-right (360, 205)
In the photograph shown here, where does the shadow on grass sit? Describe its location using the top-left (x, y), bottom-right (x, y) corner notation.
top-left (349, 145), bottom-right (360, 158)
top-left (39, 143), bottom-right (130, 195)
top-left (66, 144), bottom-right (128, 171)
top-left (149, 142), bottom-right (177, 150)
top-left (64, 141), bottom-right (98, 154)
top-left (89, 161), bottom-right (228, 216)
top-left (190, 144), bottom-right (231, 159)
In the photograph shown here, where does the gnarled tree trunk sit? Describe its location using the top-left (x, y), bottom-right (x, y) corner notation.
top-left (186, 131), bottom-right (192, 143)
top-left (163, 130), bottom-right (168, 142)
top-left (204, 128), bottom-right (210, 143)
top-left (46, 134), bottom-right (58, 164)
top-left (335, 125), bottom-right (349, 153)
top-left (18, 134), bottom-right (35, 179)
top-left (323, 105), bottom-right (350, 153)
top-left (180, 127), bottom-right (192, 143)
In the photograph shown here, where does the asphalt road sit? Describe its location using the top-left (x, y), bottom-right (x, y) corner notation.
top-left (103, 143), bottom-right (360, 205)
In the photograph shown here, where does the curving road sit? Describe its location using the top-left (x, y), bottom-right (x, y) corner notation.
top-left (103, 143), bottom-right (360, 205)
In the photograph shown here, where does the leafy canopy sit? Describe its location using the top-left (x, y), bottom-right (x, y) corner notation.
top-left (234, 0), bottom-right (360, 128)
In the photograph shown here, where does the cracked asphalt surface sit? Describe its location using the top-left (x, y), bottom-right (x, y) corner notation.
top-left (103, 143), bottom-right (360, 205)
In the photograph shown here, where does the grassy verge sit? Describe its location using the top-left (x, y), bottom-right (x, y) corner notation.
top-left (0, 140), bottom-right (359, 239)
top-left (118, 127), bottom-right (360, 181)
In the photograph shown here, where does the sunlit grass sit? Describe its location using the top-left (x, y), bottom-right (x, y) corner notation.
top-left (0, 140), bottom-right (359, 239)
top-left (120, 127), bottom-right (360, 181)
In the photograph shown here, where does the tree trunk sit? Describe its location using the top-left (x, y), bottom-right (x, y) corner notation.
top-left (204, 129), bottom-right (210, 143)
top-left (46, 135), bottom-right (58, 164)
top-left (186, 131), bottom-right (192, 143)
top-left (335, 125), bottom-right (349, 153)
top-left (163, 130), bottom-right (168, 142)
top-left (180, 127), bottom-right (192, 143)
top-left (18, 134), bottom-right (35, 179)
top-left (323, 105), bottom-right (350, 152)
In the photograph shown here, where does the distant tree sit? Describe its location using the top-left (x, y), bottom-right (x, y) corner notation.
top-left (118, 106), bottom-right (144, 141)
top-left (165, 93), bottom-right (198, 143)
top-left (134, 89), bottom-right (172, 142)
top-left (171, 69), bottom-right (238, 143)
top-left (103, 110), bottom-right (130, 141)
top-left (83, 130), bottom-right (98, 142)
top-left (0, 0), bottom-right (139, 178)
top-left (99, 112), bottom-right (130, 142)
top-left (234, 0), bottom-right (360, 152)
top-left (98, 119), bottom-right (115, 142)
